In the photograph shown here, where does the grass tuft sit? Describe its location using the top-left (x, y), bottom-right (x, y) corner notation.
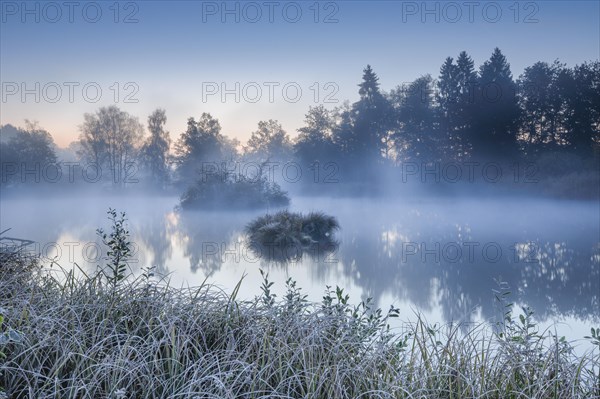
top-left (245, 210), bottom-right (340, 262)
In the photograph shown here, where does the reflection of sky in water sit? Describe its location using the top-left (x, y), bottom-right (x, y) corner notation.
top-left (1, 195), bottom-right (598, 351)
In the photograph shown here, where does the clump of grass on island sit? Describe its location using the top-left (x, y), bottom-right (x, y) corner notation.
top-left (245, 210), bottom-right (340, 262)
top-left (1, 210), bottom-right (599, 398)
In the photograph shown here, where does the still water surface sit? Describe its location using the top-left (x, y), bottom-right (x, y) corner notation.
top-left (2, 195), bottom-right (598, 348)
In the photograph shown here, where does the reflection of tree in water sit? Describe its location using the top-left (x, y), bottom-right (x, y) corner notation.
top-left (139, 197), bottom-right (597, 325)
top-left (332, 210), bottom-right (599, 325)
top-left (174, 210), bottom-right (257, 277)
top-left (336, 224), bottom-right (435, 310)
top-left (247, 240), bottom-right (339, 266)
top-left (514, 240), bottom-right (600, 321)
top-left (133, 212), bottom-right (175, 276)
top-left (332, 209), bottom-right (456, 313)
top-left (244, 238), bottom-right (342, 278)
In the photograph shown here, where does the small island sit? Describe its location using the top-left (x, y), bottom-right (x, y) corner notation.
top-left (179, 169), bottom-right (290, 210)
top-left (245, 210), bottom-right (340, 262)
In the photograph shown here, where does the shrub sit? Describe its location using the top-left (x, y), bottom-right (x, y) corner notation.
top-left (179, 168), bottom-right (289, 210)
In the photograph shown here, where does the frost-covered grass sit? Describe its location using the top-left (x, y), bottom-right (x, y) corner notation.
top-left (1, 211), bottom-right (599, 398)
top-left (2, 258), bottom-right (599, 398)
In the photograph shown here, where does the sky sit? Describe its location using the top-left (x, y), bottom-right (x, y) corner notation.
top-left (1, 0), bottom-right (599, 148)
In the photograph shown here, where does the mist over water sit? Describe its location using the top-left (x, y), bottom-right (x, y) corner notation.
top-left (2, 193), bottom-right (597, 346)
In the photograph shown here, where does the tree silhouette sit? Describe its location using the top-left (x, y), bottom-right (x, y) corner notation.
top-left (245, 119), bottom-right (293, 162)
top-left (139, 109), bottom-right (171, 188)
top-left (294, 105), bottom-right (337, 167)
top-left (517, 61), bottom-right (569, 153)
top-left (350, 65), bottom-right (393, 162)
top-left (79, 106), bottom-right (144, 187)
top-left (174, 113), bottom-right (232, 185)
top-left (437, 56), bottom-right (470, 159)
top-left (0, 121), bottom-right (57, 186)
top-left (390, 75), bottom-right (439, 162)
top-left (562, 61), bottom-right (600, 154)
top-left (473, 48), bottom-right (521, 158)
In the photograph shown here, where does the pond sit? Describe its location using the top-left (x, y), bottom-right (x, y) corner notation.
top-left (1, 194), bottom-right (598, 349)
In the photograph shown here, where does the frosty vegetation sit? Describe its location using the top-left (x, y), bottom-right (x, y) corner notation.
top-left (1, 211), bottom-right (599, 398)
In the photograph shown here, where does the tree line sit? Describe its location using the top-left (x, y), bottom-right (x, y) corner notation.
top-left (1, 48), bottom-right (598, 190)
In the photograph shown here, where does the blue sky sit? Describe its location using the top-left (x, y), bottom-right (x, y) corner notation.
top-left (1, 0), bottom-right (599, 147)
